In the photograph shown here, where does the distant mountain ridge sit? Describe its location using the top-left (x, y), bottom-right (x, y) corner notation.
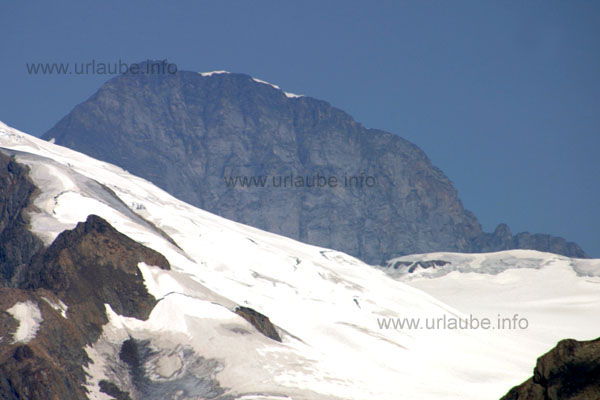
top-left (42, 61), bottom-right (586, 262)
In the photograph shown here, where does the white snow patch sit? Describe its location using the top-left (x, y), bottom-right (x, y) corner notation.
top-left (7, 301), bottom-right (43, 343)
top-left (252, 77), bottom-right (281, 90)
top-left (83, 344), bottom-right (114, 400)
top-left (199, 70), bottom-right (230, 77)
top-left (252, 77), bottom-right (303, 98)
top-left (42, 296), bottom-right (68, 318)
top-left (283, 91), bottom-right (302, 98)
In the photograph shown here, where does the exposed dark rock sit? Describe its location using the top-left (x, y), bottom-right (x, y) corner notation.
top-left (119, 338), bottom-right (145, 373)
top-left (407, 260), bottom-right (450, 273)
top-left (22, 214), bottom-right (170, 327)
top-left (387, 259), bottom-right (450, 272)
top-left (0, 155), bottom-right (174, 400)
top-left (12, 345), bottom-right (34, 362)
top-left (41, 64), bottom-right (588, 262)
top-left (501, 337), bottom-right (600, 400)
top-left (0, 213), bottom-right (171, 400)
top-left (234, 306), bottom-right (281, 342)
top-left (0, 341), bottom-right (82, 400)
top-left (99, 380), bottom-right (132, 400)
top-left (0, 213), bottom-right (172, 400)
top-left (0, 289), bottom-right (89, 400)
top-left (390, 261), bottom-right (413, 269)
top-left (0, 151), bottom-right (43, 286)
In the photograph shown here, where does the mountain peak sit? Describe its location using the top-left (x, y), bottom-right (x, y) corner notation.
top-left (41, 66), bottom-right (587, 261)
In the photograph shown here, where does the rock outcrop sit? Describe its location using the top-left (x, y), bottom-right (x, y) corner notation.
top-left (0, 151), bottom-right (43, 285)
top-left (22, 214), bottom-right (170, 324)
top-left (234, 306), bottom-right (281, 342)
top-left (0, 153), bottom-right (172, 400)
top-left (0, 213), bottom-right (170, 400)
top-left (475, 223), bottom-right (585, 258)
top-left (501, 337), bottom-right (600, 400)
top-left (42, 61), bottom-right (587, 263)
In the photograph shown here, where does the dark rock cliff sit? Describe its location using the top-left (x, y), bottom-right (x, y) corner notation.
top-left (0, 153), bottom-right (172, 400)
top-left (0, 212), bottom-right (170, 400)
top-left (0, 152), bottom-right (43, 285)
top-left (42, 63), bottom-right (586, 262)
top-left (234, 306), bottom-right (281, 342)
top-left (501, 337), bottom-right (600, 400)
top-left (0, 213), bottom-right (170, 400)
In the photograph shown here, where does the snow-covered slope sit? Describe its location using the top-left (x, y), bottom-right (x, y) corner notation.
top-left (385, 251), bottom-right (600, 362)
top-left (1, 120), bottom-right (598, 399)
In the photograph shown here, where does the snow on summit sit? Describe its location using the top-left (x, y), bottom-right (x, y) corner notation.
top-left (198, 71), bottom-right (303, 97)
top-left (251, 77), bottom-right (303, 98)
top-left (199, 70), bottom-right (230, 77)
top-left (0, 120), bottom-right (599, 399)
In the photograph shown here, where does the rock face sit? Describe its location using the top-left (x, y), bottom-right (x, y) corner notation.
top-left (0, 154), bottom-right (172, 400)
top-left (0, 213), bottom-right (170, 400)
top-left (22, 214), bottom-right (170, 324)
top-left (0, 152), bottom-right (43, 285)
top-left (474, 223), bottom-right (586, 259)
top-left (42, 62), bottom-right (586, 262)
top-left (501, 337), bottom-right (600, 400)
top-left (0, 214), bottom-right (170, 400)
top-left (234, 306), bottom-right (281, 342)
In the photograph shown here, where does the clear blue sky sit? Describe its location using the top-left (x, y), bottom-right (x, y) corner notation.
top-left (1, 1), bottom-right (599, 256)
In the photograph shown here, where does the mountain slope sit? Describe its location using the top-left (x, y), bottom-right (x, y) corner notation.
top-left (4, 120), bottom-right (597, 399)
top-left (384, 250), bottom-right (600, 359)
top-left (0, 214), bottom-right (170, 400)
top-left (41, 63), bottom-right (586, 262)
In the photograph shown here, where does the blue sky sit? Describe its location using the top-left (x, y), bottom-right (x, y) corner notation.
top-left (1, 1), bottom-right (599, 256)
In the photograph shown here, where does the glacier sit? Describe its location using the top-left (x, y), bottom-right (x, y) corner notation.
top-left (1, 120), bottom-right (599, 399)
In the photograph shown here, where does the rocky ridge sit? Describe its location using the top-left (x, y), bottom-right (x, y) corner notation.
top-left (42, 62), bottom-right (587, 263)
top-left (501, 337), bottom-right (600, 400)
top-left (0, 151), bottom-right (173, 400)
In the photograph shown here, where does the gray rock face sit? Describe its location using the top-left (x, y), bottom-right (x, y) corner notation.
top-left (474, 223), bottom-right (586, 258)
top-left (42, 63), bottom-right (587, 263)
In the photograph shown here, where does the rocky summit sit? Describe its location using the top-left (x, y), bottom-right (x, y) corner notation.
top-left (42, 62), bottom-right (586, 263)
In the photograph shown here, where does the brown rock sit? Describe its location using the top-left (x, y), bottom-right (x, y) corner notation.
top-left (234, 306), bottom-right (281, 342)
top-left (501, 337), bottom-right (600, 400)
